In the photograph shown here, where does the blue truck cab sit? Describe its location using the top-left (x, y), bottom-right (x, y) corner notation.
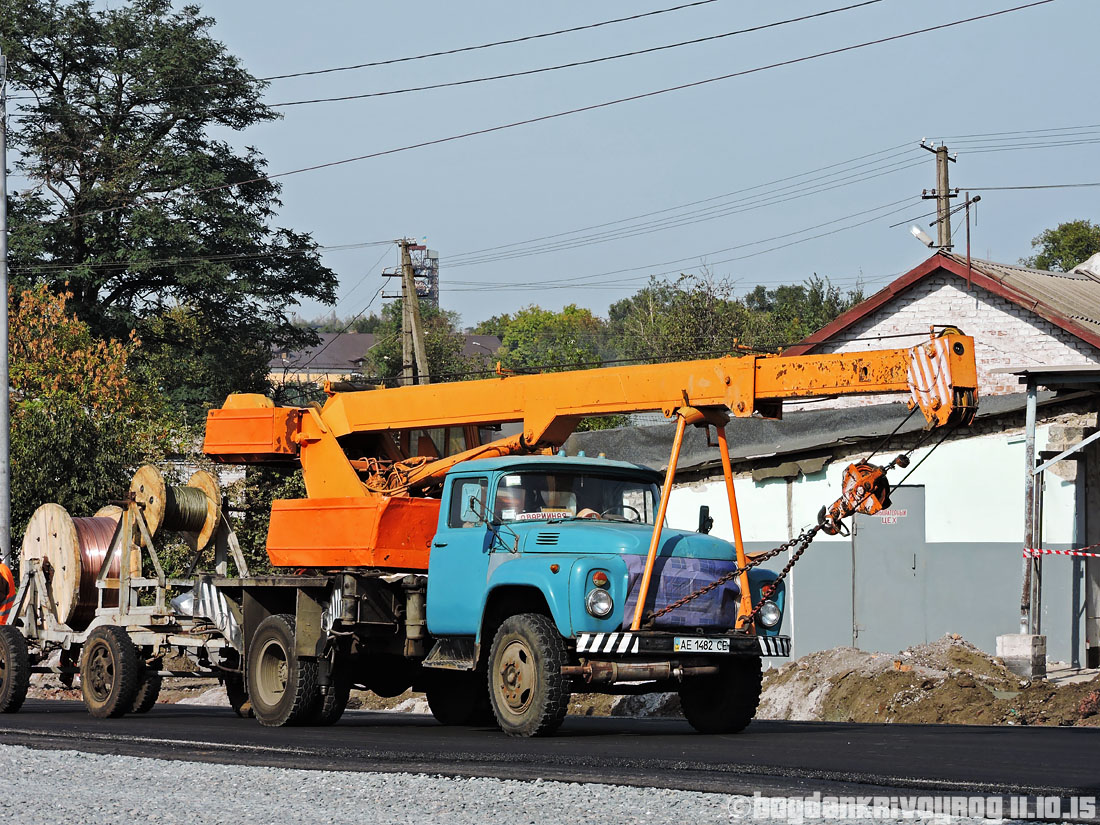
top-left (423, 453), bottom-right (789, 736)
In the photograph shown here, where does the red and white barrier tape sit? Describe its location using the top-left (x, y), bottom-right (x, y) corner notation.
top-left (1024, 546), bottom-right (1100, 559)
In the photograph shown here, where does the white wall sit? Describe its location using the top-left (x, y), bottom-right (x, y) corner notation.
top-left (801, 274), bottom-right (1100, 407)
top-left (665, 423), bottom-right (1082, 660)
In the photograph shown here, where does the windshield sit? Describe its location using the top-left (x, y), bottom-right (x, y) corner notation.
top-left (493, 472), bottom-right (659, 525)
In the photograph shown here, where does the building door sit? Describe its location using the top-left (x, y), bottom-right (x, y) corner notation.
top-left (852, 485), bottom-right (927, 653)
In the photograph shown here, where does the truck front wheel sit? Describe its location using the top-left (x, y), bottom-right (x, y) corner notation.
top-left (678, 656), bottom-right (762, 734)
top-left (488, 613), bottom-right (570, 737)
top-left (247, 614), bottom-right (319, 727)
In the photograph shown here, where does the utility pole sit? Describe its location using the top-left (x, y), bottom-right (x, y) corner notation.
top-left (920, 141), bottom-right (957, 250)
top-left (0, 49), bottom-right (11, 566)
top-left (398, 239), bottom-right (430, 385)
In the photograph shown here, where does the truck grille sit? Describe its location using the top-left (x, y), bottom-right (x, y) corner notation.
top-left (535, 532), bottom-right (560, 546)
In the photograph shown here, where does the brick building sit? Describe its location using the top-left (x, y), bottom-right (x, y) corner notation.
top-left (570, 251), bottom-right (1100, 667)
top-left (786, 251), bottom-right (1100, 401)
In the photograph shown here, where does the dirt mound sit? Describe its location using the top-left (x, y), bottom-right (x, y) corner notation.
top-left (760, 634), bottom-right (1100, 727)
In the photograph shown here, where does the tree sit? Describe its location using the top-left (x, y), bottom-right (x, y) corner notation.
top-left (1023, 220), bottom-right (1100, 272)
top-left (743, 275), bottom-right (863, 348)
top-left (1, 0), bottom-right (337, 415)
top-left (9, 285), bottom-right (176, 536)
top-left (607, 273), bottom-right (751, 361)
top-left (495, 305), bottom-right (605, 371)
top-left (360, 299), bottom-right (476, 384)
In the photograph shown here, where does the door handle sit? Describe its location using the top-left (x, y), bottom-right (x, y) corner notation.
top-left (433, 541), bottom-right (448, 547)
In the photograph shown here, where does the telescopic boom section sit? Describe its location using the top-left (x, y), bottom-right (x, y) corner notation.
top-left (204, 332), bottom-right (978, 499)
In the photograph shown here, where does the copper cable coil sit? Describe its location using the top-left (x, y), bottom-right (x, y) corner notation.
top-left (70, 516), bottom-right (123, 630)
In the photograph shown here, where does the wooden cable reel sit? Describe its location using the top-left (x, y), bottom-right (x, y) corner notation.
top-left (129, 465), bottom-right (221, 552)
top-left (20, 503), bottom-right (139, 630)
top-left (19, 468), bottom-right (221, 630)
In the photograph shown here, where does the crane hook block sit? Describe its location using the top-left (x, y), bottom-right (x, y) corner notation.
top-left (817, 462), bottom-right (891, 536)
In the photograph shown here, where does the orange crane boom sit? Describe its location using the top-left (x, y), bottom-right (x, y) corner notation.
top-left (203, 331), bottom-right (978, 571)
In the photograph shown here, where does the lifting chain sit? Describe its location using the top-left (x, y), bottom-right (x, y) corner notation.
top-left (644, 524), bottom-right (819, 624)
top-left (643, 420), bottom-right (961, 628)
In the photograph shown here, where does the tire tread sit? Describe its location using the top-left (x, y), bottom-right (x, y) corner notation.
top-left (488, 612), bottom-right (570, 738)
top-left (0, 626), bottom-right (30, 714)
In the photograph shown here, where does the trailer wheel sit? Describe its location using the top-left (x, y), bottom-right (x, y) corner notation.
top-left (247, 613), bottom-right (319, 727)
top-left (310, 671), bottom-right (351, 726)
top-left (678, 656), bottom-right (762, 734)
top-left (129, 665), bottom-right (162, 714)
top-left (224, 673), bottom-right (253, 718)
top-left (488, 613), bottom-right (570, 737)
top-left (426, 671), bottom-right (495, 727)
top-left (81, 626), bottom-right (140, 718)
top-left (0, 626), bottom-right (30, 713)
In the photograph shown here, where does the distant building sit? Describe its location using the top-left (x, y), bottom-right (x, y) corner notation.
top-left (269, 331), bottom-right (502, 387)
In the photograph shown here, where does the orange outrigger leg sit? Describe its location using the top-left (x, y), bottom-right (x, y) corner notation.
top-left (631, 406), bottom-right (752, 631)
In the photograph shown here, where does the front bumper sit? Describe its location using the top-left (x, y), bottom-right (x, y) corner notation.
top-left (574, 631), bottom-right (790, 658)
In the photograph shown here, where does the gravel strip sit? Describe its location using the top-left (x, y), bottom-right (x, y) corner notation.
top-left (0, 743), bottom-right (726, 825)
top-left (0, 743), bottom-right (1031, 825)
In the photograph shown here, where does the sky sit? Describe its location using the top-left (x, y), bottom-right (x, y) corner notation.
top-left (187, 1), bottom-right (1097, 326)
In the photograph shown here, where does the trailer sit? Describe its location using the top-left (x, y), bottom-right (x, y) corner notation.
top-left (0, 331), bottom-right (979, 736)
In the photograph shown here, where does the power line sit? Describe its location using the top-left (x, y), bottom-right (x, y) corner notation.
top-left (49, 1), bottom-right (1061, 224)
top-left (269, 1), bottom-right (886, 107)
top-left (8, 239), bottom-right (393, 275)
top-left (956, 182), bottom-right (1100, 191)
top-left (446, 143), bottom-right (917, 261)
top-left (938, 123), bottom-right (1100, 140)
top-left (292, 286), bottom-right (386, 371)
top-left (448, 196), bottom-right (917, 286)
top-left (439, 198), bottom-right (920, 293)
top-left (445, 157), bottom-right (925, 267)
top-left (250, 0), bottom-right (726, 85)
top-left (335, 243), bottom-right (397, 309)
top-left (4, 1), bottom-right (726, 99)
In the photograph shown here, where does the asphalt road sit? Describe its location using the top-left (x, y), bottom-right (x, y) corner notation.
top-left (1, 700), bottom-right (1097, 798)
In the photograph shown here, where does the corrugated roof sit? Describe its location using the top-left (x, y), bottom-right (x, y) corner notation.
top-left (787, 252), bottom-right (1100, 355)
top-left (270, 332), bottom-right (377, 373)
top-left (946, 253), bottom-right (1100, 337)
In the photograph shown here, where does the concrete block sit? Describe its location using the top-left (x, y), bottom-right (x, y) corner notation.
top-left (997, 634), bottom-right (1047, 679)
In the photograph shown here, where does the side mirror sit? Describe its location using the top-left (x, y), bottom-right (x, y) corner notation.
top-left (697, 505), bottom-right (713, 535)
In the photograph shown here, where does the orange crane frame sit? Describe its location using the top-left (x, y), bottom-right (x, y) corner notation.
top-left (204, 331), bottom-right (978, 628)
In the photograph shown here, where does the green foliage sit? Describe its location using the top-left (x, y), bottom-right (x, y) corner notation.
top-left (361, 299), bottom-right (477, 384)
top-left (472, 313), bottom-right (513, 339)
top-left (1023, 220), bottom-right (1100, 272)
top-left (607, 274), bottom-right (751, 360)
top-left (228, 468), bottom-right (308, 576)
top-left (606, 273), bottom-right (862, 359)
top-left (742, 275), bottom-right (864, 348)
top-left (495, 305), bottom-right (604, 371)
top-left (1, 0), bottom-right (337, 415)
top-left (9, 286), bottom-right (179, 536)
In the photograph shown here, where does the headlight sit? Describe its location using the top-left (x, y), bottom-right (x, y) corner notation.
top-left (585, 588), bottom-right (614, 618)
top-left (757, 599), bottom-right (782, 628)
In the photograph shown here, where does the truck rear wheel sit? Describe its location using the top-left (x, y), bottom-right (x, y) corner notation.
top-left (488, 613), bottom-right (570, 737)
top-left (678, 656), bottom-right (762, 734)
top-left (310, 670), bottom-right (351, 726)
top-left (0, 626), bottom-right (30, 713)
top-left (247, 613), bottom-right (319, 727)
top-left (426, 670), bottom-right (495, 726)
top-left (81, 626), bottom-right (140, 718)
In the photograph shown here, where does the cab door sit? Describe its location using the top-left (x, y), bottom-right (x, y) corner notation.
top-left (426, 474), bottom-right (493, 636)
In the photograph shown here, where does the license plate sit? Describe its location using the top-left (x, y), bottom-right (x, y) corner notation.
top-left (673, 636), bottom-right (731, 653)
